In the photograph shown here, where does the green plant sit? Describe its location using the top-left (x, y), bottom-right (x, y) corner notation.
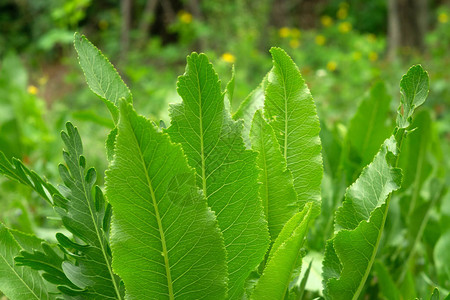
top-left (0, 33), bottom-right (446, 300)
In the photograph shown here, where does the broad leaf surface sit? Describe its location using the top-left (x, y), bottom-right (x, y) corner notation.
top-left (264, 47), bottom-right (322, 211)
top-left (0, 224), bottom-right (51, 300)
top-left (106, 101), bottom-right (228, 299)
top-left (322, 137), bottom-right (401, 299)
top-left (250, 109), bottom-right (298, 240)
top-left (233, 74), bottom-right (268, 147)
top-left (74, 32), bottom-right (132, 123)
top-left (251, 203), bottom-right (314, 299)
top-left (396, 65), bottom-right (429, 129)
top-left (166, 53), bottom-right (269, 299)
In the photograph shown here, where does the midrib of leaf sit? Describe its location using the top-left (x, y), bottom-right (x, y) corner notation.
top-left (195, 62), bottom-right (208, 195)
top-left (258, 123), bottom-right (270, 222)
top-left (279, 64), bottom-right (289, 160)
top-left (77, 165), bottom-right (122, 300)
top-left (131, 127), bottom-right (174, 300)
top-left (0, 253), bottom-right (41, 299)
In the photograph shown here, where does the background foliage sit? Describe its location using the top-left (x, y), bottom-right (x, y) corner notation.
top-left (0, 0), bottom-right (449, 299)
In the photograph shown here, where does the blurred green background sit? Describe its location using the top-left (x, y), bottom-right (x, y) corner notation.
top-left (0, 0), bottom-right (449, 298)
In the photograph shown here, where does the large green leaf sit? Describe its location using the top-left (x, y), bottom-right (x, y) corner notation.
top-left (323, 137), bottom-right (402, 300)
top-left (106, 100), bottom-right (228, 299)
top-left (0, 224), bottom-right (51, 300)
top-left (322, 65), bottom-right (429, 300)
top-left (250, 202), bottom-right (314, 299)
top-left (250, 109), bottom-right (298, 240)
top-left (264, 47), bottom-right (322, 211)
top-left (345, 81), bottom-right (392, 182)
top-left (166, 53), bottom-right (269, 298)
top-left (74, 32), bottom-right (132, 123)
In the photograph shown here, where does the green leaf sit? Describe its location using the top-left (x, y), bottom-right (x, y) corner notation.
top-left (291, 260), bottom-right (312, 300)
top-left (373, 261), bottom-right (400, 300)
top-left (429, 288), bottom-right (440, 300)
top-left (106, 100), bottom-right (228, 299)
top-left (15, 242), bottom-right (78, 291)
top-left (0, 124), bottom-right (120, 298)
top-left (0, 223), bottom-right (51, 300)
top-left (323, 137), bottom-right (402, 300)
top-left (322, 65), bottom-right (430, 300)
top-left (251, 203), bottom-right (314, 300)
top-left (0, 151), bottom-right (60, 205)
top-left (250, 109), bottom-right (298, 240)
top-left (345, 81), bottom-right (393, 181)
top-left (264, 47), bottom-right (322, 211)
top-left (166, 52), bottom-right (269, 298)
top-left (434, 231), bottom-right (450, 284)
top-left (398, 110), bottom-right (433, 215)
top-left (74, 32), bottom-right (132, 123)
top-left (225, 64), bottom-right (235, 111)
top-left (233, 74), bottom-right (268, 148)
top-left (55, 123), bottom-right (122, 299)
top-left (396, 65), bottom-right (429, 129)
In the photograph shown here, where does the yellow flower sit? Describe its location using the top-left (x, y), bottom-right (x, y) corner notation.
top-left (368, 51), bottom-right (378, 62)
top-left (337, 7), bottom-right (348, 19)
top-left (321, 15), bottom-right (333, 27)
top-left (38, 76), bottom-right (48, 86)
top-left (352, 51), bottom-right (362, 60)
top-left (290, 28), bottom-right (301, 38)
top-left (221, 52), bottom-right (236, 63)
top-left (438, 12), bottom-right (448, 23)
top-left (179, 10), bottom-right (193, 24)
top-left (289, 39), bottom-right (300, 49)
top-left (315, 35), bottom-right (326, 46)
top-left (338, 22), bottom-right (352, 33)
top-left (327, 61), bottom-right (337, 72)
top-left (27, 85), bottom-right (38, 95)
top-left (279, 27), bottom-right (290, 38)
top-left (367, 33), bottom-right (376, 42)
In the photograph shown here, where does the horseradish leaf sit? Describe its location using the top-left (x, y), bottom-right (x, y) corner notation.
top-left (74, 32), bottom-right (132, 123)
top-left (56, 123), bottom-right (122, 299)
top-left (251, 203), bottom-right (314, 299)
top-left (106, 100), bottom-right (228, 299)
top-left (396, 65), bottom-right (429, 129)
top-left (250, 109), bottom-right (298, 240)
top-left (0, 224), bottom-right (51, 300)
top-left (322, 65), bottom-right (429, 300)
top-left (167, 53), bottom-right (269, 298)
top-left (345, 81), bottom-right (392, 181)
top-left (233, 74), bottom-right (268, 147)
top-left (264, 47), bottom-right (322, 212)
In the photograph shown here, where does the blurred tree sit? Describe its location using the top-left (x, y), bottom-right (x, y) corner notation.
top-left (388, 0), bottom-right (428, 58)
